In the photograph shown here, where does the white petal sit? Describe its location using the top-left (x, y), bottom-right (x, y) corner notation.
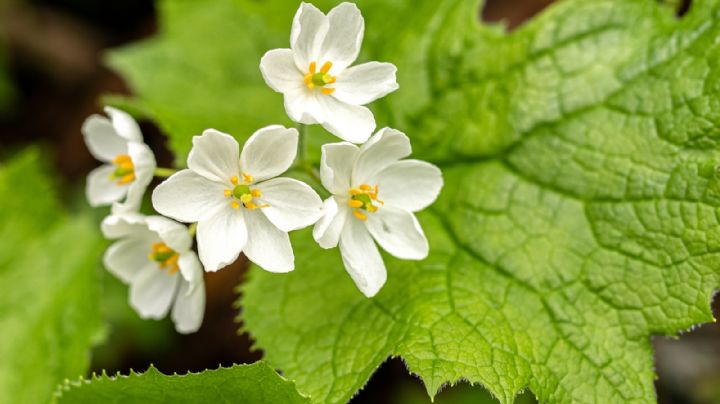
top-left (317, 95), bottom-right (375, 143)
top-left (376, 160), bottom-right (443, 212)
top-left (129, 264), bottom-right (179, 319)
top-left (240, 125), bottom-right (298, 182)
top-left (187, 129), bottom-right (241, 183)
top-left (255, 177), bottom-right (323, 232)
top-left (320, 142), bottom-right (359, 194)
top-left (86, 165), bottom-right (128, 207)
top-left (196, 209), bottom-right (247, 272)
top-left (243, 210), bottom-right (294, 273)
top-left (352, 127), bottom-right (411, 185)
top-left (333, 62), bottom-right (398, 105)
top-left (339, 216), bottom-right (386, 297)
top-left (365, 206), bottom-right (428, 260)
top-left (171, 277), bottom-right (206, 334)
top-left (178, 251), bottom-right (203, 284)
top-left (290, 2), bottom-right (329, 70)
top-left (145, 216), bottom-right (193, 253)
top-left (284, 88), bottom-right (324, 125)
top-left (114, 142), bottom-right (156, 214)
top-left (82, 114), bottom-right (128, 162)
top-left (105, 106), bottom-right (143, 142)
top-left (152, 170), bottom-right (228, 223)
top-left (313, 196), bottom-right (349, 249)
top-left (103, 238), bottom-right (153, 284)
top-left (260, 48), bottom-right (305, 93)
top-left (101, 212), bottom-right (148, 239)
top-left (319, 2), bottom-right (364, 72)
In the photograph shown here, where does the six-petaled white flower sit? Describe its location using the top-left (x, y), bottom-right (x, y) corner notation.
top-left (102, 211), bottom-right (205, 334)
top-left (313, 128), bottom-right (443, 297)
top-left (260, 2), bottom-right (398, 144)
top-left (83, 107), bottom-right (156, 212)
top-left (152, 126), bottom-right (324, 273)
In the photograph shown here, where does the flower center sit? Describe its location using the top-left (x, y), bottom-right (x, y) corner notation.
top-left (109, 154), bottom-right (135, 185)
top-left (348, 184), bottom-right (384, 221)
top-left (149, 242), bottom-right (179, 275)
top-left (304, 61), bottom-right (336, 95)
top-left (223, 173), bottom-right (269, 210)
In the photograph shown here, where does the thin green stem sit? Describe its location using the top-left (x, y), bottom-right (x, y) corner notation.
top-left (302, 162), bottom-right (322, 185)
top-left (297, 124), bottom-right (307, 164)
top-left (188, 223), bottom-right (197, 236)
top-left (154, 167), bottom-right (177, 178)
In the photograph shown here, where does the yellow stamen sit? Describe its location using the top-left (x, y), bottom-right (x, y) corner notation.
top-left (164, 255), bottom-right (180, 274)
top-left (349, 183), bottom-right (383, 220)
top-left (149, 242), bottom-right (179, 275)
top-left (242, 172), bottom-right (254, 184)
top-left (230, 176), bottom-right (239, 185)
top-left (112, 155), bottom-right (132, 165)
top-left (320, 61), bottom-right (332, 74)
top-left (110, 154), bottom-right (136, 186)
top-left (118, 173), bottom-right (135, 185)
top-left (226, 181), bottom-right (268, 211)
top-left (353, 209), bottom-right (368, 221)
top-left (240, 193), bottom-right (253, 204)
top-left (304, 61), bottom-right (337, 93)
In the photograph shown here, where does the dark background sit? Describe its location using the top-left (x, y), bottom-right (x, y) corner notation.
top-left (0, 0), bottom-right (716, 403)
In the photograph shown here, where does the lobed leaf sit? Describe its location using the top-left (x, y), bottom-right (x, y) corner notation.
top-left (53, 362), bottom-right (309, 404)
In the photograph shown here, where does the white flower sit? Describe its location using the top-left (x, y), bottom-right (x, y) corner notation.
top-left (152, 126), bottom-right (324, 273)
top-left (83, 106), bottom-right (156, 212)
top-left (313, 128), bottom-right (443, 297)
top-left (102, 211), bottom-right (205, 334)
top-left (260, 2), bottom-right (398, 144)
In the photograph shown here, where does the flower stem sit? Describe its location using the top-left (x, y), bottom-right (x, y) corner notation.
top-left (188, 223), bottom-right (197, 236)
top-left (302, 162), bottom-right (322, 185)
top-left (154, 167), bottom-right (177, 178)
top-left (297, 124), bottom-right (307, 164)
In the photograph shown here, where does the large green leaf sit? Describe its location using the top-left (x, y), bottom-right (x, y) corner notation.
top-left (0, 150), bottom-right (104, 404)
top-left (53, 362), bottom-right (309, 403)
top-left (243, 0), bottom-right (720, 403)
top-left (108, 0), bottom-right (720, 402)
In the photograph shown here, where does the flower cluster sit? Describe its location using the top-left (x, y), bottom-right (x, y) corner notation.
top-left (83, 2), bottom-right (442, 334)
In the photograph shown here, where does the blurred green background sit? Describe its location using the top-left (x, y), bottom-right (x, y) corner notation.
top-left (0, 0), bottom-right (717, 403)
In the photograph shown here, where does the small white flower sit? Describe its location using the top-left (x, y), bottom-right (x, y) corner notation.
top-left (102, 211), bottom-right (205, 334)
top-left (260, 2), bottom-right (398, 144)
top-left (152, 126), bottom-right (324, 273)
top-left (313, 128), bottom-right (443, 297)
top-left (83, 107), bottom-right (156, 212)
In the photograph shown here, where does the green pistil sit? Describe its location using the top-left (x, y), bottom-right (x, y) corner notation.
top-left (311, 73), bottom-right (329, 87)
top-left (113, 166), bottom-right (133, 178)
top-left (233, 184), bottom-right (250, 199)
top-left (152, 250), bottom-right (176, 263)
top-left (352, 193), bottom-right (377, 212)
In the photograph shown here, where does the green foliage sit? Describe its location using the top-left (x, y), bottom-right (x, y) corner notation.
top-left (0, 150), bottom-right (105, 404)
top-left (53, 362), bottom-right (309, 404)
top-left (108, 0), bottom-right (720, 402)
